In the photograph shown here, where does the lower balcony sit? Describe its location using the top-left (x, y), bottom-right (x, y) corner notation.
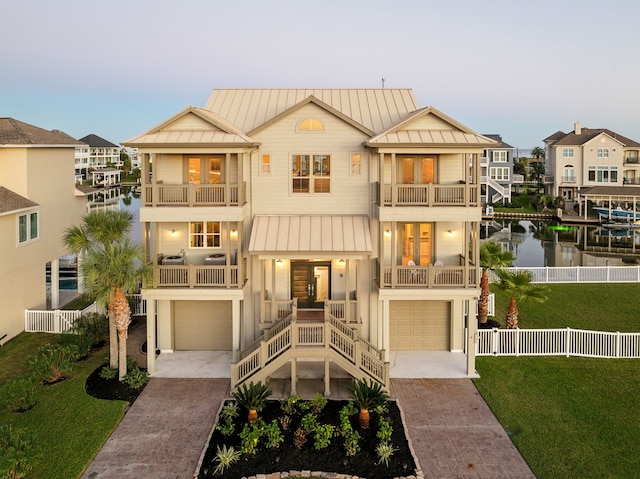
top-left (378, 259), bottom-right (478, 288)
top-left (152, 262), bottom-right (245, 288)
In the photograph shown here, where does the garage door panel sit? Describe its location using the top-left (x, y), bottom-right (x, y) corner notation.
top-left (389, 300), bottom-right (450, 351)
top-left (174, 301), bottom-right (232, 350)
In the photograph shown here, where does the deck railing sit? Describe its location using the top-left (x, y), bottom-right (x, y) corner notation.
top-left (487, 265), bottom-right (640, 284)
top-left (380, 261), bottom-right (478, 288)
top-left (379, 182), bottom-right (479, 207)
top-left (477, 328), bottom-right (640, 358)
top-left (143, 182), bottom-right (245, 207)
top-left (154, 261), bottom-right (245, 288)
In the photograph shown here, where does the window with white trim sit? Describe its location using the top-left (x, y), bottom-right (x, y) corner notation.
top-left (351, 153), bottom-right (362, 175)
top-left (189, 221), bottom-right (221, 248)
top-left (260, 154), bottom-right (271, 175)
top-left (18, 210), bottom-right (39, 244)
top-left (490, 167), bottom-right (510, 181)
top-left (492, 151), bottom-right (508, 162)
top-left (588, 166), bottom-right (618, 183)
top-left (597, 148), bottom-right (609, 158)
top-left (562, 148), bottom-right (574, 158)
top-left (292, 154), bottom-right (330, 193)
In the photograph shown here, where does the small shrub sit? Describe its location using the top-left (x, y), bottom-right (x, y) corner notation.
top-left (232, 382), bottom-right (272, 422)
top-left (376, 416), bottom-right (393, 444)
top-left (313, 423), bottom-right (334, 450)
top-left (280, 395), bottom-right (303, 416)
top-left (263, 419), bottom-right (284, 449)
top-left (0, 424), bottom-right (41, 479)
top-left (122, 363), bottom-right (150, 390)
top-left (309, 392), bottom-right (328, 414)
top-left (279, 415), bottom-right (292, 430)
top-left (300, 413), bottom-right (318, 434)
top-left (221, 401), bottom-right (239, 420)
top-left (73, 312), bottom-right (108, 347)
top-left (99, 365), bottom-right (117, 380)
top-left (215, 416), bottom-right (235, 436)
top-left (376, 442), bottom-right (397, 467)
top-left (293, 427), bottom-right (307, 449)
top-left (27, 344), bottom-right (74, 384)
top-left (343, 429), bottom-right (361, 457)
top-left (239, 421), bottom-right (262, 455)
top-left (212, 444), bottom-right (241, 476)
top-left (56, 333), bottom-right (92, 362)
top-left (0, 377), bottom-right (39, 413)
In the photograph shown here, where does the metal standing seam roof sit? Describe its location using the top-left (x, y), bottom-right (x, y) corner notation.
top-left (204, 89), bottom-right (419, 134)
top-left (248, 215), bottom-right (372, 254)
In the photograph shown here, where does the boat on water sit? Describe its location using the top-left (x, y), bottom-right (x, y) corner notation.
top-left (601, 221), bottom-right (640, 230)
top-left (593, 206), bottom-right (640, 220)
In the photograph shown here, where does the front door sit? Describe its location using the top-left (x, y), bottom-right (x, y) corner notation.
top-left (291, 262), bottom-right (330, 309)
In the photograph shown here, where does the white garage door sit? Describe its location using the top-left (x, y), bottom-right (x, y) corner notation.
top-left (389, 300), bottom-right (450, 350)
top-left (174, 301), bottom-right (232, 350)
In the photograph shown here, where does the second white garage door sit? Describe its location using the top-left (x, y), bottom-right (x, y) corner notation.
top-left (389, 300), bottom-right (450, 350)
top-left (174, 300), bottom-right (232, 350)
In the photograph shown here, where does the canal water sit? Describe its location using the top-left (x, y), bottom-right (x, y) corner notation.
top-left (481, 218), bottom-right (640, 267)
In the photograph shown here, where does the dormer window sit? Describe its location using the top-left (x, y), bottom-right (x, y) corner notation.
top-left (297, 118), bottom-right (324, 132)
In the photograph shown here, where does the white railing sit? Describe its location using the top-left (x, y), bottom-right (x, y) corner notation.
top-left (25, 295), bottom-right (145, 334)
top-left (487, 266), bottom-right (640, 284)
top-left (477, 328), bottom-right (640, 358)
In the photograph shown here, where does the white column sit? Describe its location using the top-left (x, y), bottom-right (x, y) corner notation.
top-left (51, 259), bottom-right (60, 309)
top-left (467, 298), bottom-right (478, 376)
top-left (382, 299), bottom-right (390, 363)
top-left (232, 298), bottom-right (241, 362)
top-left (146, 298), bottom-right (156, 375)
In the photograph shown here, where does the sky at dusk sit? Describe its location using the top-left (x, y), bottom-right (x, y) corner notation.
top-left (2, 0), bottom-right (638, 151)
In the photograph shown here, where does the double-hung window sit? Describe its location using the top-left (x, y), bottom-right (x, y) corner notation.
top-left (490, 167), bottom-right (510, 181)
top-left (597, 148), bottom-right (609, 158)
top-left (562, 148), bottom-right (574, 158)
top-left (189, 221), bottom-right (221, 248)
top-left (492, 151), bottom-right (508, 162)
top-left (18, 210), bottom-right (38, 244)
top-left (292, 154), bottom-right (330, 193)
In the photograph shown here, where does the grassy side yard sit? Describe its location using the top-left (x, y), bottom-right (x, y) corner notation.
top-left (475, 283), bottom-right (640, 478)
top-left (0, 334), bottom-right (127, 479)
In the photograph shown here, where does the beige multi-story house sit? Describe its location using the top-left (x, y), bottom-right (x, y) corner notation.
top-left (0, 118), bottom-right (86, 344)
top-left (124, 88), bottom-right (496, 392)
top-left (544, 122), bottom-right (640, 201)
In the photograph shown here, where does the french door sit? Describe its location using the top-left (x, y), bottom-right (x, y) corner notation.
top-left (291, 262), bottom-right (331, 309)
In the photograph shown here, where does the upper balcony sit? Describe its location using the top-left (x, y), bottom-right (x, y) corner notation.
top-left (377, 257), bottom-right (478, 289)
top-left (377, 182), bottom-right (479, 207)
top-left (152, 253), bottom-right (246, 288)
top-left (142, 182), bottom-right (246, 207)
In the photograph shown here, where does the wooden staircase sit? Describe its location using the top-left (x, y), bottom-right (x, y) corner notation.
top-left (231, 314), bottom-right (389, 395)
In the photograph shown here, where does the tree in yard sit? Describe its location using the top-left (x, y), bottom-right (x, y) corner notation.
top-left (63, 210), bottom-right (153, 380)
top-left (530, 146), bottom-right (545, 160)
top-left (478, 242), bottom-right (515, 326)
top-left (494, 269), bottom-right (549, 329)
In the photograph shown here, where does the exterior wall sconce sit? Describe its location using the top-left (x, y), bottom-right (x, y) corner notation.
top-left (170, 229), bottom-right (177, 237)
top-left (276, 259), bottom-right (283, 266)
top-left (384, 229), bottom-right (391, 238)
top-left (447, 229), bottom-right (454, 237)
top-left (338, 259), bottom-right (346, 265)
top-left (230, 229), bottom-right (238, 240)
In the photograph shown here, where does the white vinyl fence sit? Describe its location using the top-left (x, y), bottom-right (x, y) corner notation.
top-left (477, 328), bottom-right (640, 358)
top-left (25, 295), bottom-right (145, 334)
top-left (488, 265), bottom-right (640, 284)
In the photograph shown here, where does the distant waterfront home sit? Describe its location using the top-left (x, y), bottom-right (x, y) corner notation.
top-left (480, 134), bottom-right (515, 205)
top-left (123, 88), bottom-right (497, 391)
top-left (544, 122), bottom-right (640, 201)
top-left (77, 133), bottom-right (122, 176)
top-left (0, 118), bottom-right (86, 344)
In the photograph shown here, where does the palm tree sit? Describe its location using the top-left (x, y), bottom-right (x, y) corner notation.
top-left (530, 146), bottom-right (545, 160)
top-left (478, 242), bottom-right (515, 325)
top-left (63, 210), bottom-right (152, 380)
top-left (494, 269), bottom-right (549, 329)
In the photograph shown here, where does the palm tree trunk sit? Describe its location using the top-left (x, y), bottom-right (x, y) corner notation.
top-left (478, 270), bottom-right (489, 324)
top-left (506, 297), bottom-right (519, 329)
top-left (108, 311), bottom-right (118, 369)
top-left (118, 329), bottom-right (127, 381)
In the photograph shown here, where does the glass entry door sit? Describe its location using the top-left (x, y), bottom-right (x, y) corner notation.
top-left (291, 262), bottom-right (330, 309)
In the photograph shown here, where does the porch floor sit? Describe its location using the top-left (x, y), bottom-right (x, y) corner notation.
top-left (152, 350), bottom-right (475, 384)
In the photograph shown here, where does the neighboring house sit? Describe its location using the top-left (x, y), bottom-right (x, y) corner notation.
top-left (123, 88), bottom-right (496, 391)
top-left (480, 134), bottom-right (515, 204)
top-left (544, 122), bottom-right (640, 200)
top-left (77, 133), bottom-right (122, 173)
top-left (0, 118), bottom-right (86, 344)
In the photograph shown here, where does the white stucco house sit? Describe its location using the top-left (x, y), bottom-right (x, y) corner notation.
top-left (123, 88), bottom-right (496, 393)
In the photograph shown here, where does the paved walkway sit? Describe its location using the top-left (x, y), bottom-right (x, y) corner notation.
top-left (81, 377), bottom-right (534, 479)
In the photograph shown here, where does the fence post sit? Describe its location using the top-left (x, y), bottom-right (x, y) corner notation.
top-left (616, 331), bottom-right (620, 358)
top-left (54, 310), bottom-right (61, 334)
top-left (565, 327), bottom-right (570, 357)
top-left (492, 328), bottom-right (498, 355)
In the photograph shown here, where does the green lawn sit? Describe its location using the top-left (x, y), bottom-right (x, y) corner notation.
top-left (475, 283), bottom-right (640, 478)
top-left (0, 334), bottom-right (127, 479)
